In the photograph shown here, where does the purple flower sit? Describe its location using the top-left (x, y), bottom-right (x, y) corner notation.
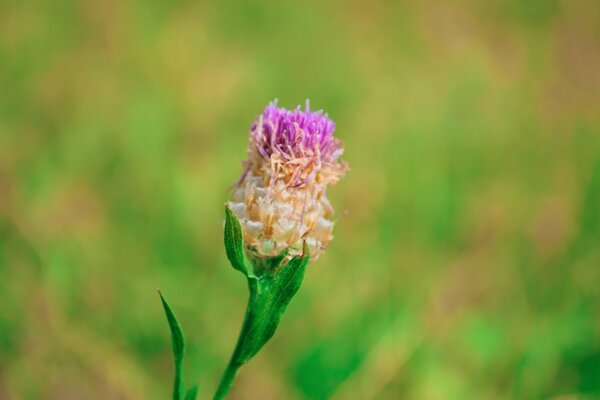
top-left (248, 100), bottom-right (346, 187)
top-left (251, 100), bottom-right (342, 159)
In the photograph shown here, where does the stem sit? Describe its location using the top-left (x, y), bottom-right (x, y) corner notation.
top-left (213, 355), bottom-right (242, 400)
top-left (213, 289), bottom-right (256, 400)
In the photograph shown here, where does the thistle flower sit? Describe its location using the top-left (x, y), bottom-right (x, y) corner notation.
top-left (228, 100), bottom-right (349, 260)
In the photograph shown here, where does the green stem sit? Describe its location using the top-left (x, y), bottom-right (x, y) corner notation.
top-left (213, 356), bottom-right (241, 400)
top-left (213, 289), bottom-right (256, 400)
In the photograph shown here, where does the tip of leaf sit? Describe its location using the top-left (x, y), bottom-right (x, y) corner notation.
top-left (158, 290), bottom-right (167, 305)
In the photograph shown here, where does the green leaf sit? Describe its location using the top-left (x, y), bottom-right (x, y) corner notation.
top-left (254, 250), bottom-right (308, 356)
top-left (236, 244), bottom-right (310, 363)
top-left (159, 291), bottom-right (185, 400)
top-left (185, 384), bottom-right (199, 400)
top-left (224, 206), bottom-right (251, 276)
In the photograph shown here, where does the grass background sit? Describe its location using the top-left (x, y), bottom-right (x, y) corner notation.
top-left (1, 0), bottom-right (600, 398)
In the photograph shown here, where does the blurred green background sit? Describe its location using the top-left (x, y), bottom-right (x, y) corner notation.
top-left (1, 0), bottom-right (600, 398)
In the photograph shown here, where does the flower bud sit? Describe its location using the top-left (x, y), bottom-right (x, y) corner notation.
top-left (228, 100), bottom-right (348, 260)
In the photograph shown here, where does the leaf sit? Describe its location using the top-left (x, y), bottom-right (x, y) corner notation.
top-left (236, 244), bottom-right (310, 363)
top-left (224, 206), bottom-right (251, 276)
top-left (159, 291), bottom-right (185, 400)
top-left (185, 384), bottom-right (199, 400)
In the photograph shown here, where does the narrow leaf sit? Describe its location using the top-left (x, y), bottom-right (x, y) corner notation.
top-left (224, 206), bottom-right (250, 276)
top-left (159, 291), bottom-right (185, 400)
top-left (237, 245), bottom-right (310, 362)
top-left (273, 245), bottom-right (310, 307)
top-left (253, 250), bottom-right (309, 357)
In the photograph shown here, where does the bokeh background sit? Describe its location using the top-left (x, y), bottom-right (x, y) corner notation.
top-left (1, 0), bottom-right (600, 398)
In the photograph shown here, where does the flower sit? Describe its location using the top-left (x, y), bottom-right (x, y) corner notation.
top-left (228, 100), bottom-right (348, 260)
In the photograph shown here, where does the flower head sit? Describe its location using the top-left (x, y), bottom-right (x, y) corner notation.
top-left (228, 100), bottom-right (348, 260)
